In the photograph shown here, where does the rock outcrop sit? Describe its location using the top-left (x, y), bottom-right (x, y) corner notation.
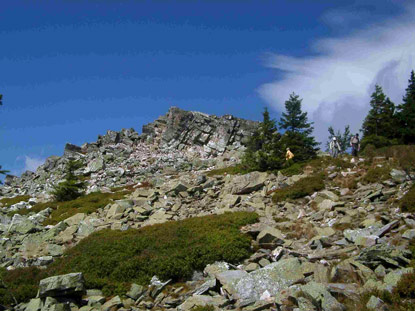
top-left (1, 107), bottom-right (258, 197)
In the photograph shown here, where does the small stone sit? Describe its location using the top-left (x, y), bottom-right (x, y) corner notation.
top-left (402, 229), bottom-right (415, 240)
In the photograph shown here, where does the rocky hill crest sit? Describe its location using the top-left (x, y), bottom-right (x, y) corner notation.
top-left (2, 107), bottom-right (258, 198)
top-left (1, 108), bottom-right (415, 311)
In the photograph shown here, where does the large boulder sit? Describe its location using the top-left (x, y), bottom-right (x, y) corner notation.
top-left (39, 273), bottom-right (85, 298)
top-left (356, 244), bottom-right (412, 269)
top-left (226, 172), bottom-right (268, 195)
top-left (216, 258), bottom-right (304, 305)
top-left (300, 282), bottom-right (345, 311)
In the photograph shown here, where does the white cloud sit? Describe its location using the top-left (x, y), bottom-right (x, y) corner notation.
top-left (23, 156), bottom-right (45, 172)
top-left (259, 3), bottom-right (415, 144)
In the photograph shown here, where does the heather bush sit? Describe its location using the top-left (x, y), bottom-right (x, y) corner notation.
top-left (0, 212), bottom-right (258, 304)
top-left (399, 185), bottom-right (415, 213)
top-left (0, 267), bottom-right (47, 305)
top-left (9, 190), bottom-right (131, 225)
top-left (0, 195), bottom-right (31, 208)
top-left (362, 166), bottom-right (391, 184)
top-left (272, 174), bottom-right (325, 202)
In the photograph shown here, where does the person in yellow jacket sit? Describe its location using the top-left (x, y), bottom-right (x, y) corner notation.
top-left (286, 148), bottom-right (294, 161)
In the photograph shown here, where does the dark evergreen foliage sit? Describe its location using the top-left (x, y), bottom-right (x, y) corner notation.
top-left (51, 160), bottom-right (86, 202)
top-left (361, 85), bottom-right (397, 149)
top-left (279, 93), bottom-right (318, 161)
top-left (242, 108), bottom-right (284, 171)
top-left (397, 70), bottom-right (415, 144)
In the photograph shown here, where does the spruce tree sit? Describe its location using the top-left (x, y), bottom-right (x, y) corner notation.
top-left (52, 160), bottom-right (86, 202)
top-left (242, 108), bottom-right (283, 171)
top-left (279, 93), bottom-right (318, 161)
top-left (361, 85), bottom-right (396, 139)
top-left (397, 70), bottom-right (415, 144)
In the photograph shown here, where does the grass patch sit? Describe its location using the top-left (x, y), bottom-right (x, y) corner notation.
top-left (272, 174), bottom-right (325, 203)
top-left (362, 165), bottom-right (391, 184)
top-left (0, 212), bottom-right (258, 304)
top-left (8, 191), bottom-right (132, 225)
top-left (400, 186), bottom-right (415, 213)
top-left (0, 267), bottom-right (48, 306)
top-left (43, 191), bottom-right (131, 226)
top-left (0, 195), bottom-right (31, 208)
top-left (192, 307), bottom-right (215, 311)
top-left (280, 163), bottom-right (304, 176)
top-left (205, 164), bottom-right (249, 177)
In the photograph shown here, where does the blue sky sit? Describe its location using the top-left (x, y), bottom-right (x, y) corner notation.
top-left (1, 0), bottom-right (414, 176)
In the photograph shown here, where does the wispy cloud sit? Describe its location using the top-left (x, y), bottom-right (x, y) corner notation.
top-left (259, 3), bottom-right (415, 144)
top-left (15, 156), bottom-right (45, 174)
top-left (24, 156), bottom-right (45, 172)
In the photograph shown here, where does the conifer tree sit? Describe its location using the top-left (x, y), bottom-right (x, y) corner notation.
top-left (361, 85), bottom-right (396, 139)
top-left (52, 160), bottom-right (86, 201)
top-left (242, 108), bottom-right (283, 171)
top-left (279, 93), bottom-right (318, 161)
top-left (397, 70), bottom-right (415, 144)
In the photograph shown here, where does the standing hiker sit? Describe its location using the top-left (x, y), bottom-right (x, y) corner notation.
top-left (350, 133), bottom-right (360, 157)
top-left (286, 148), bottom-right (294, 161)
top-left (329, 136), bottom-right (341, 158)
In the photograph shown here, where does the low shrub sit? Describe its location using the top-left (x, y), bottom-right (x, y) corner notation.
top-left (9, 191), bottom-right (132, 224)
top-left (205, 164), bottom-right (249, 177)
top-left (43, 191), bottom-right (131, 225)
top-left (0, 212), bottom-right (258, 304)
top-left (272, 174), bottom-right (325, 203)
top-left (0, 267), bottom-right (48, 306)
top-left (362, 166), bottom-right (391, 184)
top-left (360, 135), bottom-right (399, 151)
top-left (192, 306), bottom-right (215, 311)
top-left (280, 163), bottom-right (304, 176)
top-left (400, 186), bottom-right (415, 213)
top-left (47, 212), bottom-right (258, 295)
top-left (0, 195), bottom-right (31, 208)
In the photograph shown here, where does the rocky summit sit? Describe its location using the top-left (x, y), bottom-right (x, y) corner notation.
top-left (1, 107), bottom-right (258, 198)
top-left (1, 108), bottom-right (415, 311)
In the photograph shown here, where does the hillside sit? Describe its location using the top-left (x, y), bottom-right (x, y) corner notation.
top-left (1, 108), bottom-right (415, 311)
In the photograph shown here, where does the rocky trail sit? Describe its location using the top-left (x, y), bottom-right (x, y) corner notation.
top-left (1, 108), bottom-right (415, 311)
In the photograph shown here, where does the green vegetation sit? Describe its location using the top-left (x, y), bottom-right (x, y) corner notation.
top-left (280, 162), bottom-right (304, 176)
top-left (0, 195), bottom-right (31, 208)
top-left (397, 70), bottom-right (415, 144)
top-left (361, 85), bottom-right (398, 150)
top-left (192, 306), bottom-right (215, 311)
top-left (359, 71), bottom-right (415, 149)
top-left (9, 190), bottom-right (131, 225)
top-left (362, 165), bottom-right (391, 184)
top-left (205, 164), bottom-right (249, 177)
top-left (242, 94), bottom-right (318, 172)
top-left (278, 93), bottom-right (318, 162)
top-left (242, 107), bottom-right (283, 172)
top-left (0, 267), bottom-right (47, 306)
top-left (0, 212), bottom-right (258, 304)
top-left (399, 185), bottom-right (415, 213)
top-left (52, 160), bottom-right (86, 202)
top-left (272, 174), bottom-right (325, 203)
